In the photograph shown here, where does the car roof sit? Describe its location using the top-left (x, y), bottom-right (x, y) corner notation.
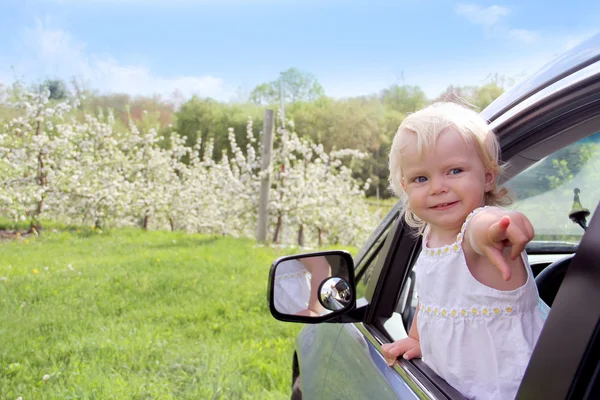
top-left (482, 32), bottom-right (600, 123)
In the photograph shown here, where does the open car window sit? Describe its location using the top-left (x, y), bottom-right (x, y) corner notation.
top-left (506, 130), bottom-right (600, 244)
top-left (377, 130), bottom-right (600, 400)
top-left (383, 131), bottom-right (600, 339)
top-left (355, 211), bottom-right (400, 300)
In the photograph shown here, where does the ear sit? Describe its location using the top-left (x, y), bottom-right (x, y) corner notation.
top-left (401, 176), bottom-right (406, 190)
top-left (484, 169), bottom-right (496, 192)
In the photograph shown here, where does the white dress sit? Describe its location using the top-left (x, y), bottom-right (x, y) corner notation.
top-left (414, 207), bottom-right (548, 400)
top-left (273, 260), bottom-right (312, 315)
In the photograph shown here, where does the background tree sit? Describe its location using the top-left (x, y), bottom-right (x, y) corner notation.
top-left (471, 83), bottom-right (505, 110)
top-left (174, 97), bottom-right (263, 159)
top-left (249, 68), bottom-right (324, 105)
top-left (43, 79), bottom-right (69, 101)
top-left (380, 84), bottom-right (427, 114)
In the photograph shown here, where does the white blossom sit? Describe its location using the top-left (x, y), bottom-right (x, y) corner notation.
top-left (0, 86), bottom-right (378, 246)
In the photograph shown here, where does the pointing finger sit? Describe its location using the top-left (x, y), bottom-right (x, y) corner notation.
top-left (483, 246), bottom-right (511, 281)
top-left (488, 216), bottom-right (511, 243)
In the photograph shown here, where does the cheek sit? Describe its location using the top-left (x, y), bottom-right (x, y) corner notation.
top-left (406, 187), bottom-right (426, 205)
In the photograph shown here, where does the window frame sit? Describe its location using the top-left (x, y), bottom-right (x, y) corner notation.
top-left (359, 72), bottom-right (600, 400)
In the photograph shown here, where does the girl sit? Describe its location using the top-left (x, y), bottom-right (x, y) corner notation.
top-left (381, 102), bottom-right (547, 400)
top-left (274, 256), bottom-right (332, 316)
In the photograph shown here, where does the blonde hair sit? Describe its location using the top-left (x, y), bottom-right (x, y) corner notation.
top-left (388, 102), bottom-right (511, 235)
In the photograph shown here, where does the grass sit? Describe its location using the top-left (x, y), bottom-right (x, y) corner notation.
top-left (0, 227), bottom-right (352, 399)
top-left (366, 197), bottom-right (397, 216)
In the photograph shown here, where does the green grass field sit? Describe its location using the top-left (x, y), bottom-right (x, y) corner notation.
top-left (0, 227), bottom-right (350, 399)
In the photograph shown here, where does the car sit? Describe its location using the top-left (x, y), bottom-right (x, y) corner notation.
top-left (267, 32), bottom-right (600, 400)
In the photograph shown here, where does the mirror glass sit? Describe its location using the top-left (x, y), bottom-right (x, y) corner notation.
top-left (318, 277), bottom-right (352, 311)
top-left (273, 254), bottom-right (352, 317)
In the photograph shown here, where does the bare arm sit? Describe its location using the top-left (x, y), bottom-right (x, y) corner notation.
top-left (408, 303), bottom-right (419, 341)
top-left (464, 207), bottom-right (533, 290)
top-left (299, 257), bottom-right (332, 314)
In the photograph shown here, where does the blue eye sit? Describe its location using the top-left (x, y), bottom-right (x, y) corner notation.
top-left (449, 168), bottom-right (462, 175)
top-left (413, 176), bottom-right (428, 183)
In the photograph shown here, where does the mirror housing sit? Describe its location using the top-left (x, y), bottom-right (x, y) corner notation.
top-left (268, 250), bottom-right (362, 323)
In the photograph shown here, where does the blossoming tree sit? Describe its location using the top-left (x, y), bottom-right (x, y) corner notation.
top-left (0, 84), bottom-right (378, 246)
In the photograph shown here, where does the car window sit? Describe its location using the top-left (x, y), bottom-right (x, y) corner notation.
top-left (355, 217), bottom-right (396, 299)
top-left (505, 130), bottom-right (600, 244)
top-left (378, 129), bottom-right (600, 400)
top-left (386, 132), bottom-right (600, 339)
top-left (385, 259), bottom-right (419, 341)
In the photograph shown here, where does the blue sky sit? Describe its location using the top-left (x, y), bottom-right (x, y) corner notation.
top-left (1, 0), bottom-right (599, 102)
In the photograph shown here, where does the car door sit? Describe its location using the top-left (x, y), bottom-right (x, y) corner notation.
top-left (292, 205), bottom-right (401, 400)
top-left (320, 210), bottom-right (453, 399)
top-left (517, 202), bottom-right (600, 399)
top-left (322, 42), bottom-right (600, 399)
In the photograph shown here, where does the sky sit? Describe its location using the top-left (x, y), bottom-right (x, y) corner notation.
top-left (1, 0), bottom-right (599, 103)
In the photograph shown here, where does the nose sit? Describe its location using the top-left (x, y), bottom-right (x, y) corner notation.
top-left (429, 175), bottom-right (448, 195)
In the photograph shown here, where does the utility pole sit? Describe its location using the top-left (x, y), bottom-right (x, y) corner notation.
top-left (257, 109), bottom-right (275, 243)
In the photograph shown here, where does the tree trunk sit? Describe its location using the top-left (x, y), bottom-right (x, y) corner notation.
top-left (318, 228), bottom-right (323, 247)
top-left (34, 117), bottom-right (46, 228)
top-left (143, 214), bottom-right (150, 230)
top-left (297, 224), bottom-right (304, 247)
top-left (169, 216), bottom-right (175, 232)
top-left (272, 212), bottom-right (282, 243)
top-left (28, 221), bottom-right (40, 234)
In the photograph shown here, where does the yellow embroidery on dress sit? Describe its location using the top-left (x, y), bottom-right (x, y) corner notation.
top-left (419, 302), bottom-right (516, 318)
top-left (425, 240), bottom-right (468, 256)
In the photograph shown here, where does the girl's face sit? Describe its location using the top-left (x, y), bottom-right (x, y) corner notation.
top-left (400, 128), bottom-right (495, 237)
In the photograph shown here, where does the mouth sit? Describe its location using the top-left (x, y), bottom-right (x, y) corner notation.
top-left (429, 201), bottom-right (459, 210)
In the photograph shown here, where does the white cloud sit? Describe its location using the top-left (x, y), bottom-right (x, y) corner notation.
top-left (454, 4), bottom-right (510, 28)
top-left (455, 3), bottom-right (539, 44)
top-left (13, 20), bottom-right (233, 101)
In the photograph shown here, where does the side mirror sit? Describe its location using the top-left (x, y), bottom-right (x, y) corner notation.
top-left (268, 250), bottom-right (357, 323)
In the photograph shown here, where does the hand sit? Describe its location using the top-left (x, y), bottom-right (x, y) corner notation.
top-left (295, 309), bottom-right (320, 317)
top-left (471, 210), bottom-right (534, 281)
top-left (381, 337), bottom-right (421, 366)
